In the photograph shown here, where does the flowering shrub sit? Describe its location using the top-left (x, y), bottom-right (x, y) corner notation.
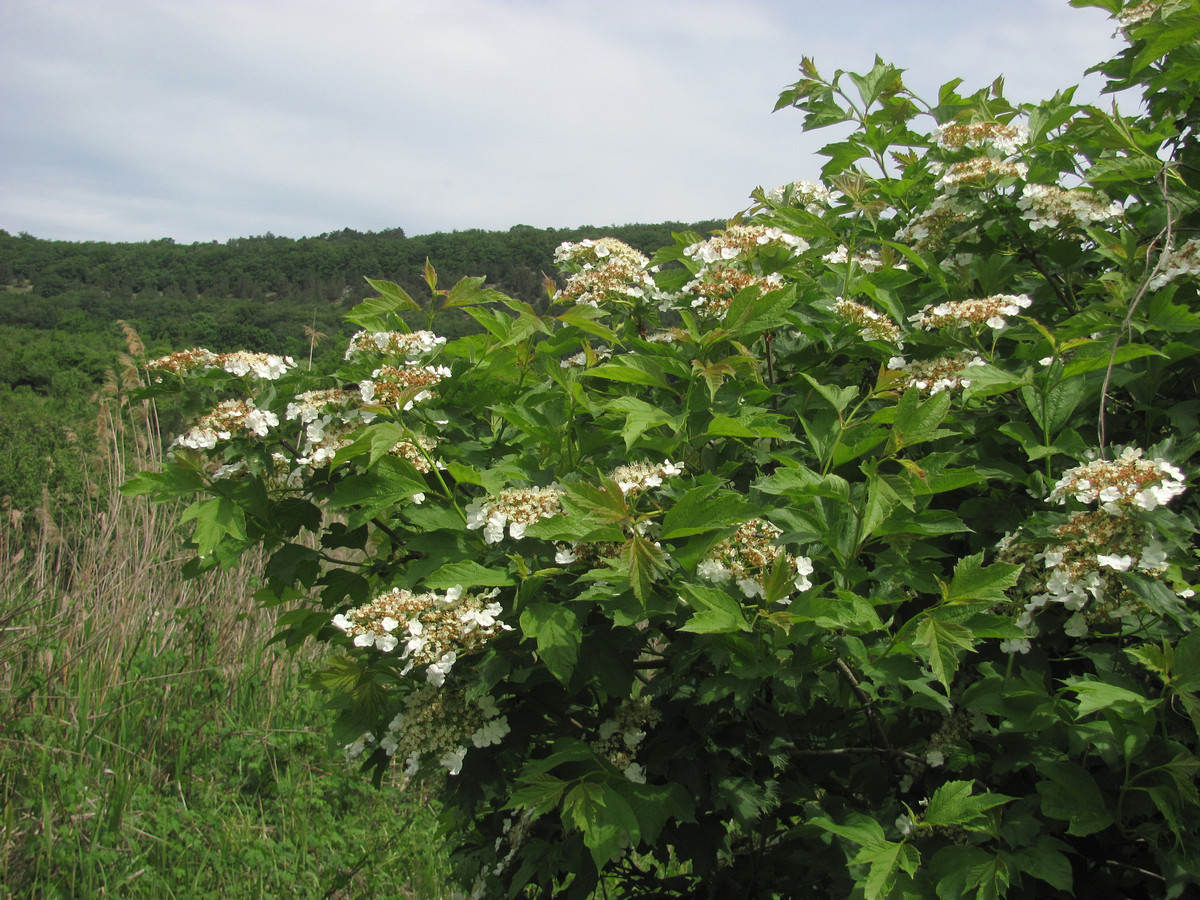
top-left (126, 3), bottom-right (1200, 897)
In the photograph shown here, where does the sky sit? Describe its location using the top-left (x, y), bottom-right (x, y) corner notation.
top-left (0, 0), bottom-right (1130, 245)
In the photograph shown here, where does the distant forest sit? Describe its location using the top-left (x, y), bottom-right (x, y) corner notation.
top-left (0, 220), bottom-right (722, 509)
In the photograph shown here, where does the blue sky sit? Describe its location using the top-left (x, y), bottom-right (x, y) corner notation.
top-left (0, 0), bottom-right (1128, 244)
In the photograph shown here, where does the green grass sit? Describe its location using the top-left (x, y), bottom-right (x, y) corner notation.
top-left (0, 383), bottom-right (459, 899)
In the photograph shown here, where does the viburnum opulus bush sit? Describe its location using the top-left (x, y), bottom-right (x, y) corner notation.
top-left (125, 2), bottom-right (1200, 897)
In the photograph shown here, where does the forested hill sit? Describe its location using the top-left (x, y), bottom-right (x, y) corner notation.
top-left (0, 219), bottom-right (721, 509)
top-left (0, 220), bottom-right (720, 341)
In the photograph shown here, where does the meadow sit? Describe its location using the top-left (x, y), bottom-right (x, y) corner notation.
top-left (0, 373), bottom-right (455, 898)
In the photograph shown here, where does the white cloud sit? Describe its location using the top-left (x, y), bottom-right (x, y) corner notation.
top-left (0, 0), bottom-right (1127, 243)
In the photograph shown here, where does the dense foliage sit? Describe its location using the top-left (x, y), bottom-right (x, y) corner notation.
top-left (0, 221), bottom-right (717, 512)
top-left (126, 2), bottom-right (1199, 896)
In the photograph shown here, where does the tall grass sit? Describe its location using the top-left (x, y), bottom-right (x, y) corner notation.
top-left (0, 336), bottom-right (456, 898)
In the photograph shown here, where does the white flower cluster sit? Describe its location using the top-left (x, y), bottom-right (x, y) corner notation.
top-left (822, 245), bottom-right (886, 272)
top-left (886, 351), bottom-right (986, 394)
top-left (344, 329), bottom-right (447, 361)
top-left (145, 348), bottom-right (294, 381)
top-left (680, 268), bottom-right (785, 317)
top-left (466, 486), bottom-right (565, 543)
top-left (696, 518), bottom-right (814, 604)
top-left (560, 347), bottom-right (612, 368)
top-left (1148, 237), bottom-right (1200, 291)
top-left (1116, 0), bottom-right (1167, 32)
top-left (345, 686), bottom-right (509, 779)
top-left (684, 225), bottom-right (808, 265)
top-left (1049, 447), bottom-right (1186, 513)
top-left (833, 297), bottom-right (902, 343)
top-left (591, 697), bottom-right (660, 784)
top-left (934, 121), bottom-right (1029, 157)
top-left (934, 157), bottom-right (1028, 190)
top-left (219, 351), bottom-right (295, 380)
top-left (895, 195), bottom-right (976, 252)
top-left (1001, 447), bottom-right (1187, 646)
top-left (360, 363), bottom-right (451, 411)
top-left (610, 460), bottom-right (683, 495)
top-left (284, 386), bottom-right (438, 471)
top-left (1018, 184), bottom-right (1123, 232)
top-left (145, 348), bottom-right (220, 377)
top-left (763, 180), bottom-right (843, 213)
top-left (553, 238), bottom-right (663, 308)
top-left (172, 399), bottom-right (279, 450)
top-left (332, 584), bottom-right (511, 686)
top-left (909, 294), bottom-right (1032, 331)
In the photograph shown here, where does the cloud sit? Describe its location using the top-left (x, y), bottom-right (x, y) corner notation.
top-left (0, 0), bottom-right (1125, 244)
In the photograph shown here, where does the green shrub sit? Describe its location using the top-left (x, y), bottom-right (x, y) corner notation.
top-left (128, 3), bottom-right (1200, 896)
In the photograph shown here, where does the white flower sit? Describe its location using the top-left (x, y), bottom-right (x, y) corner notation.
top-left (426, 651), bottom-right (458, 687)
top-left (737, 578), bottom-right (764, 599)
top-left (697, 559), bottom-right (732, 583)
top-left (1097, 553), bottom-right (1133, 572)
top-left (623, 763), bottom-right (647, 784)
top-left (1064, 612), bottom-right (1089, 638)
top-left (439, 746), bottom-right (468, 775)
top-left (925, 749), bottom-right (945, 767)
top-left (1000, 637), bottom-right (1032, 655)
top-left (470, 716), bottom-right (510, 748)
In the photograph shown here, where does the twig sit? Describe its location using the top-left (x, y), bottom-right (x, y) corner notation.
top-left (833, 657), bottom-right (891, 750)
top-left (1098, 167), bottom-right (1175, 457)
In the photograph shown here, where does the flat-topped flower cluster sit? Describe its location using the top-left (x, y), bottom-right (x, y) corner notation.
top-left (552, 238), bottom-right (662, 308)
top-left (1001, 447), bottom-right (1188, 647)
top-left (146, 349), bottom-right (295, 381)
top-left (172, 399), bottom-right (279, 450)
top-left (1049, 447), bottom-right (1187, 513)
top-left (466, 486), bottom-right (565, 543)
top-left (345, 329), bottom-right (447, 361)
top-left (697, 518), bottom-right (814, 603)
top-left (886, 351), bottom-right (986, 395)
top-left (833, 298), bottom-right (902, 343)
top-left (591, 697), bottom-right (661, 785)
top-left (909, 294), bottom-right (1032, 331)
top-left (332, 584), bottom-right (510, 686)
top-left (345, 685), bottom-right (510, 779)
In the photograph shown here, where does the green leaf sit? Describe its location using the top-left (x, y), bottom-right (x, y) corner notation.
top-left (180, 497), bottom-right (248, 561)
top-left (1064, 680), bottom-right (1160, 716)
top-left (562, 781), bottom-right (640, 870)
top-left (807, 813), bottom-right (886, 847)
top-left (346, 278), bottom-right (421, 329)
top-left (423, 560), bottom-right (514, 590)
top-left (914, 617), bottom-right (975, 691)
top-left (611, 781), bottom-right (695, 846)
top-left (678, 583), bottom-right (752, 634)
top-left (892, 388), bottom-right (954, 449)
top-left (1021, 376), bottom-right (1085, 435)
top-left (583, 357), bottom-right (669, 389)
top-left (120, 466), bottom-right (207, 499)
top-left (800, 372), bottom-right (859, 413)
top-left (1036, 760), bottom-right (1113, 835)
top-left (1008, 838), bottom-right (1073, 892)
top-left (1061, 342), bottom-right (1163, 378)
top-left (520, 601), bottom-right (581, 684)
top-left (660, 484), bottom-right (756, 540)
top-left (323, 456), bottom-right (429, 528)
top-left (923, 780), bottom-right (1013, 827)
top-left (604, 397), bottom-right (680, 451)
top-left (331, 422), bottom-right (411, 469)
top-left (506, 774), bottom-right (568, 818)
top-left (853, 840), bottom-right (920, 900)
top-left (944, 553), bottom-right (1021, 604)
top-left (622, 533), bottom-right (667, 605)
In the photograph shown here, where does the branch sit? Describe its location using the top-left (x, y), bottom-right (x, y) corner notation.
top-left (1098, 167), bottom-right (1175, 456)
top-left (833, 657), bottom-right (891, 751)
